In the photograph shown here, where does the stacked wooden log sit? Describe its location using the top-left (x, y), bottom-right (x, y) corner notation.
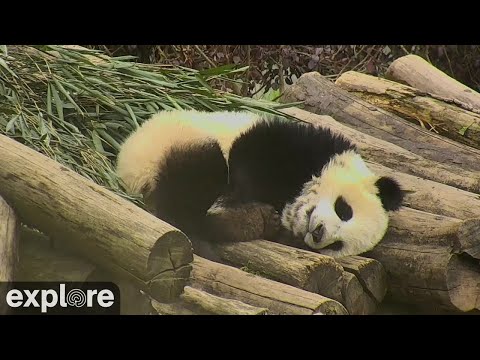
top-left (0, 196), bottom-right (18, 315)
top-left (204, 239), bottom-right (385, 315)
top-left (281, 54), bottom-right (480, 313)
top-left (2, 51), bottom-right (480, 315)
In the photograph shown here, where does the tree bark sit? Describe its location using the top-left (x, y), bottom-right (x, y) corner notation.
top-left (85, 268), bottom-right (156, 315)
top-left (16, 226), bottom-right (155, 315)
top-left (335, 70), bottom-right (480, 149)
top-left (191, 255), bottom-right (348, 315)
top-left (151, 286), bottom-right (268, 315)
top-left (387, 207), bottom-right (480, 259)
top-left (386, 54), bottom-right (480, 112)
top-left (0, 195), bottom-right (19, 315)
top-left (367, 161), bottom-right (480, 220)
top-left (281, 72), bottom-right (480, 175)
top-left (382, 208), bottom-right (480, 255)
top-left (336, 256), bottom-right (387, 304)
top-left (364, 207), bottom-right (480, 312)
top-left (341, 272), bottom-right (376, 315)
top-left (15, 226), bottom-right (96, 282)
top-left (367, 245), bottom-right (480, 313)
top-left (212, 239), bottom-right (344, 302)
top-left (0, 133), bottom-right (193, 303)
top-left (280, 107), bottom-right (480, 194)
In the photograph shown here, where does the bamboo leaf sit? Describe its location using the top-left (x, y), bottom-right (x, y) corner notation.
top-left (92, 129), bottom-right (105, 152)
top-left (46, 83), bottom-right (53, 116)
top-left (50, 84), bottom-right (64, 121)
top-left (0, 58), bottom-right (18, 78)
top-left (5, 115), bottom-right (18, 133)
top-left (53, 78), bottom-right (83, 115)
top-left (125, 103), bottom-right (140, 128)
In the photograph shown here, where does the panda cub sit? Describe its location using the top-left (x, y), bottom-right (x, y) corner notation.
top-left (116, 109), bottom-right (404, 258)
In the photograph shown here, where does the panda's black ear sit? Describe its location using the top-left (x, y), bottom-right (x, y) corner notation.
top-left (374, 176), bottom-right (404, 211)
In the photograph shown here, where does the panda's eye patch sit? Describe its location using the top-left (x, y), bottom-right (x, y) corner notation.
top-left (334, 196), bottom-right (352, 221)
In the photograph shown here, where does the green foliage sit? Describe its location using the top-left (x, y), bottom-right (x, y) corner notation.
top-left (0, 45), bottom-right (299, 206)
top-left (93, 45), bottom-right (480, 96)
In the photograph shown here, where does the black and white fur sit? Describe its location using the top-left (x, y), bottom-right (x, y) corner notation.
top-left (116, 109), bottom-right (404, 258)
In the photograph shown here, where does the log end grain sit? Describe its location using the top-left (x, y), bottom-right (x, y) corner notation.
top-left (447, 254), bottom-right (480, 312)
top-left (456, 218), bottom-right (480, 259)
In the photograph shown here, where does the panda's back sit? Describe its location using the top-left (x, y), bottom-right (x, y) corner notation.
top-left (228, 117), bottom-right (356, 211)
top-left (150, 109), bottom-right (262, 158)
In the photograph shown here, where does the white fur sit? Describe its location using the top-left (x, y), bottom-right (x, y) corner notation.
top-left (281, 150), bottom-right (389, 258)
top-left (116, 109), bottom-right (260, 195)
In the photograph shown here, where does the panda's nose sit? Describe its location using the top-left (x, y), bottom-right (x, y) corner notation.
top-left (311, 224), bottom-right (324, 243)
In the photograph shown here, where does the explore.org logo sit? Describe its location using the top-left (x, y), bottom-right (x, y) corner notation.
top-left (1, 282), bottom-right (120, 315)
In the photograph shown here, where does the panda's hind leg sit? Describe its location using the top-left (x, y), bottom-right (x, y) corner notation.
top-left (148, 139), bottom-right (228, 239)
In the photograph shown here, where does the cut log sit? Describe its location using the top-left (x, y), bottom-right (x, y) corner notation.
top-left (367, 161), bottom-right (480, 220)
top-left (386, 54), bottom-right (480, 112)
top-left (388, 207), bottom-right (480, 261)
top-left (388, 207), bottom-right (472, 251)
top-left (212, 239), bottom-right (344, 302)
top-left (281, 72), bottom-right (480, 175)
top-left (336, 256), bottom-right (387, 304)
top-left (0, 195), bottom-right (19, 315)
top-left (151, 298), bottom-right (197, 315)
top-left (341, 272), bottom-right (376, 315)
top-left (16, 226), bottom-right (96, 282)
top-left (151, 286), bottom-right (268, 315)
top-left (364, 207), bottom-right (480, 312)
top-left (16, 226), bottom-right (155, 315)
top-left (0, 133), bottom-right (193, 303)
top-left (367, 246), bottom-right (480, 313)
top-left (280, 107), bottom-right (480, 194)
top-left (85, 268), bottom-right (156, 315)
top-left (191, 256), bottom-right (348, 315)
top-left (455, 220), bottom-right (480, 260)
top-left (374, 297), bottom-right (438, 315)
top-left (335, 70), bottom-right (480, 149)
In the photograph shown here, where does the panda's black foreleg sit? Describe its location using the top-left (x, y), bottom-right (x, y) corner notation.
top-left (202, 197), bottom-right (283, 244)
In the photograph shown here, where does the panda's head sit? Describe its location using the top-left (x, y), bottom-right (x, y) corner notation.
top-left (282, 150), bottom-right (404, 258)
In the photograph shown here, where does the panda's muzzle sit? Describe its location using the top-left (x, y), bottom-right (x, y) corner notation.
top-left (311, 224), bottom-right (325, 244)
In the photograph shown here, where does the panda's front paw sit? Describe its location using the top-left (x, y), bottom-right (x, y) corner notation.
top-left (258, 204), bottom-right (282, 239)
top-left (205, 201), bottom-right (281, 243)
